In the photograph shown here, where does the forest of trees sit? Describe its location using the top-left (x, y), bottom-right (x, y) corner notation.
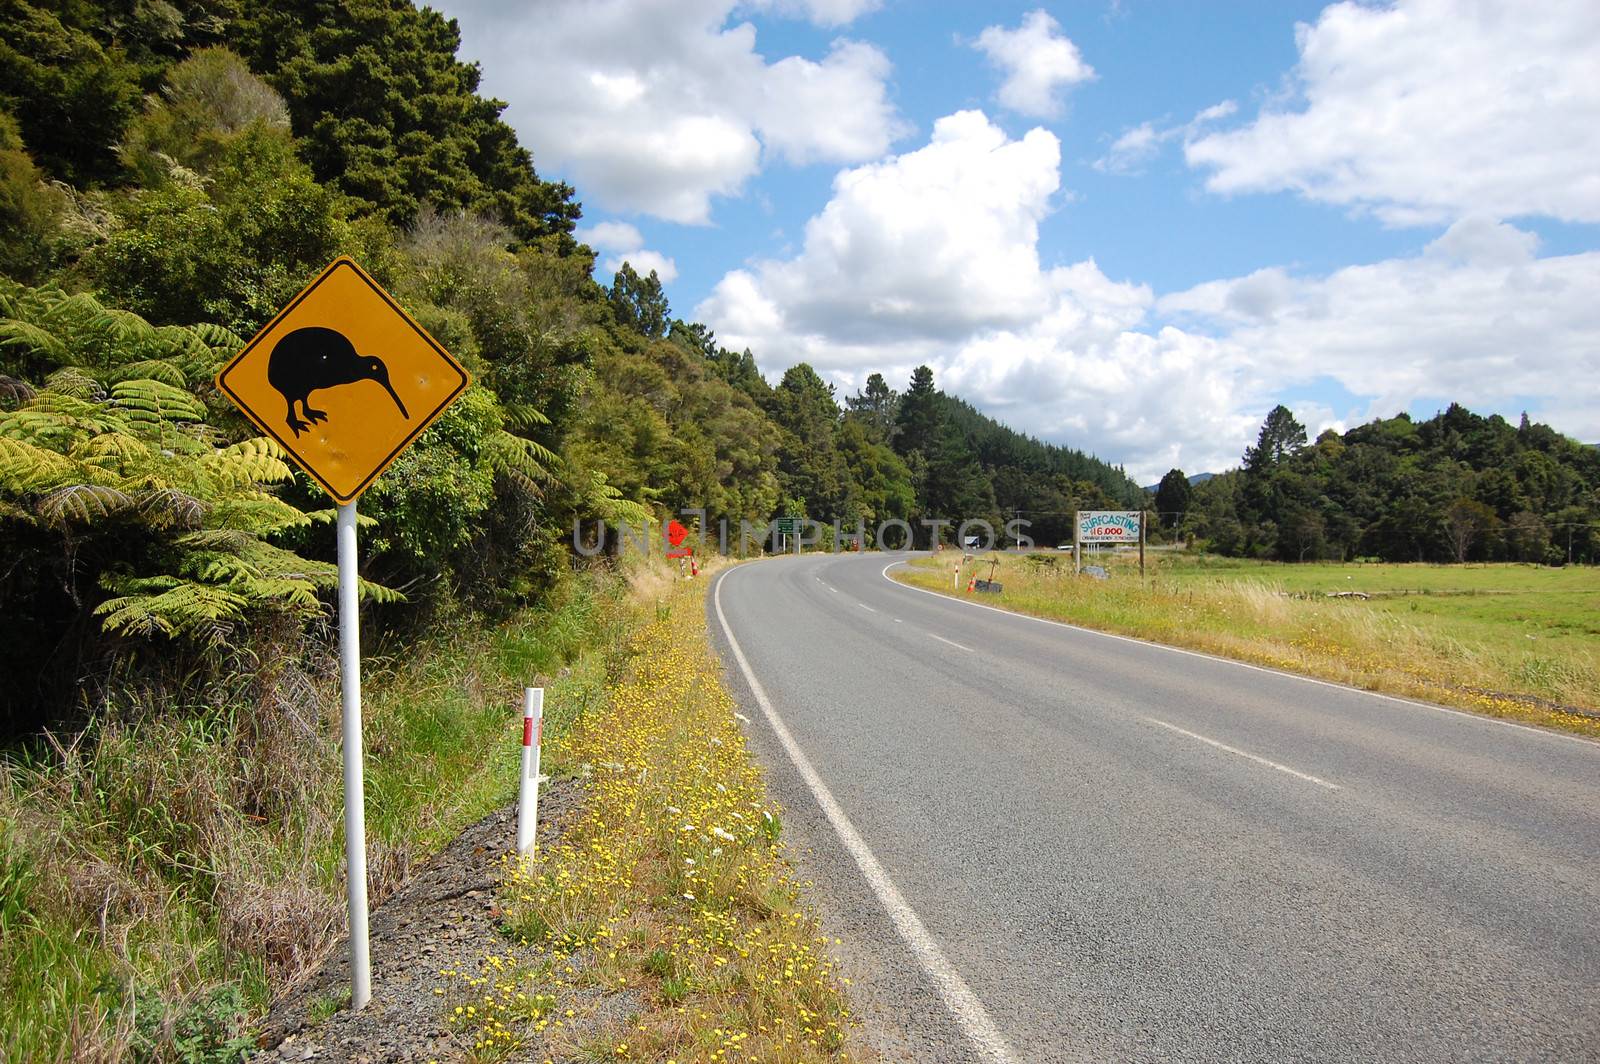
top-left (1, 0), bottom-right (1593, 736)
top-left (0, 0), bottom-right (1141, 737)
top-left (1157, 404), bottom-right (1600, 564)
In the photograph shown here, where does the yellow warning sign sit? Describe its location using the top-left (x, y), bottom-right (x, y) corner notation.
top-left (216, 257), bottom-right (471, 504)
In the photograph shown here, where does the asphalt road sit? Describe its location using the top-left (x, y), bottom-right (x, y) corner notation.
top-left (707, 552), bottom-right (1600, 1064)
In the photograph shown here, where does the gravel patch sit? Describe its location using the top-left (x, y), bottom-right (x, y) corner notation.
top-left (254, 781), bottom-right (585, 1063)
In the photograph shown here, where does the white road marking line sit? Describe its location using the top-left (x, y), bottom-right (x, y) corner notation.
top-left (857, 602), bottom-right (877, 613)
top-left (713, 570), bottom-right (1020, 1064)
top-left (894, 617), bottom-right (904, 623)
top-left (1143, 717), bottom-right (1341, 791)
top-left (880, 561), bottom-right (1599, 749)
top-left (929, 633), bottom-right (973, 653)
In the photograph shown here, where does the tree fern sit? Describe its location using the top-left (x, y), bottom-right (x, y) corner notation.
top-left (0, 282), bottom-right (401, 650)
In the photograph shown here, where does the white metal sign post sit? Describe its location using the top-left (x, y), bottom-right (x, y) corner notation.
top-left (336, 501), bottom-right (372, 1009)
top-left (517, 687), bottom-right (544, 855)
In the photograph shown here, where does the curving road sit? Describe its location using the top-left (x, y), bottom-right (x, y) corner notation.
top-left (708, 552), bottom-right (1600, 1064)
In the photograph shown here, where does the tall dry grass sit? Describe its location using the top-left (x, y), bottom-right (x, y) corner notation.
top-left (910, 552), bottom-right (1599, 734)
top-left (0, 564), bottom-right (644, 1062)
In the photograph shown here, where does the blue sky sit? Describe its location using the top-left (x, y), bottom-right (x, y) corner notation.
top-left (434, 0), bottom-right (1600, 482)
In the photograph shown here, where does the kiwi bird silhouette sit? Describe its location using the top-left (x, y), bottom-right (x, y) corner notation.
top-left (267, 327), bottom-right (409, 437)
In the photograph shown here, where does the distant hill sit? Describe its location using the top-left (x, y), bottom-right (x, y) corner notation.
top-left (1143, 470), bottom-right (1216, 493)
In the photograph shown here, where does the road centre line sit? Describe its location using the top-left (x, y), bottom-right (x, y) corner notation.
top-left (712, 569), bottom-right (1020, 1064)
top-left (929, 633), bottom-right (974, 653)
top-left (879, 561), bottom-right (1599, 749)
top-left (1143, 717), bottom-right (1341, 791)
top-left (857, 602), bottom-right (877, 613)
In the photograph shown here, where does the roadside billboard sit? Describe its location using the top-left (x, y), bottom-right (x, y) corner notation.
top-left (1077, 510), bottom-right (1142, 543)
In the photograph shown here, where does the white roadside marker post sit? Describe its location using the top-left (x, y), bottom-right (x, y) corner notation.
top-left (336, 501), bottom-right (372, 1010)
top-left (517, 687), bottom-right (544, 856)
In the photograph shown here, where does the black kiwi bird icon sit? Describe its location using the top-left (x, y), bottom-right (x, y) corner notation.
top-left (267, 327), bottom-right (410, 437)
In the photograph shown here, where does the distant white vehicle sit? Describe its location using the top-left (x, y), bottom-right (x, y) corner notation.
top-left (1057, 543), bottom-right (1074, 551)
top-left (963, 535), bottom-right (981, 549)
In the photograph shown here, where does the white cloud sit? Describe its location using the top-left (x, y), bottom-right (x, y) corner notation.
top-left (1094, 100), bottom-right (1235, 174)
top-left (701, 111), bottom-right (1067, 348)
top-left (1158, 220), bottom-right (1600, 444)
top-left (971, 10), bottom-right (1095, 118)
top-left (436, 0), bottom-right (907, 223)
top-left (576, 221), bottom-right (680, 282)
top-left (755, 40), bottom-right (901, 165)
top-left (576, 222), bottom-right (645, 252)
top-left (1184, 0), bottom-right (1600, 224)
top-left (698, 114), bottom-right (1600, 481)
top-left (607, 250), bottom-right (679, 283)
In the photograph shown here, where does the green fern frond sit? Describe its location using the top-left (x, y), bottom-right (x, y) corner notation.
top-left (297, 508), bottom-right (380, 529)
top-left (107, 360), bottom-right (188, 388)
top-left (207, 492), bottom-right (316, 534)
top-left (95, 578), bottom-right (248, 644)
top-left (200, 437), bottom-right (292, 487)
top-left (501, 401), bottom-right (553, 430)
top-left (0, 320), bottom-right (69, 364)
top-left (109, 379), bottom-right (207, 425)
top-left (3, 393), bottom-right (126, 445)
top-left (174, 528), bottom-right (255, 551)
top-left (152, 325), bottom-right (213, 358)
top-left (189, 323), bottom-right (245, 351)
top-left (72, 431), bottom-right (152, 473)
top-left (590, 470), bottom-right (653, 526)
top-left (0, 437), bottom-right (83, 491)
top-left (486, 430), bottom-right (561, 481)
top-left (96, 307), bottom-right (157, 347)
top-left (37, 483), bottom-right (134, 526)
top-left (0, 278), bottom-right (23, 319)
top-left (358, 577), bottom-right (406, 604)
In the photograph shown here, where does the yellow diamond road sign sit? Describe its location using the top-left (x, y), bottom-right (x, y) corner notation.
top-left (216, 257), bottom-right (470, 504)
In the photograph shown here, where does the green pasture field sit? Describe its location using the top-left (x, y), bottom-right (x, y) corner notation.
top-left (1156, 555), bottom-right (1600, 660)
top-left (901, 551), bottom-right (1599, 734)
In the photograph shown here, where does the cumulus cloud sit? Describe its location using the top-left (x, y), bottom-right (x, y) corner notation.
top-left (577, 221), bottom-right (679, 282)
top-left (436, 0), bottom-right (907, 223)
top-left (971, 9), bottom-right (1095, 118)
top-left (698, 115), bottom-right (1600, 481)
top-left (1184, 0), bottom-right (1600, 224)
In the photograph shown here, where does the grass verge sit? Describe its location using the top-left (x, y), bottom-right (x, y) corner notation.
top-left (902, 552), bottom-right (1599, 737)
top-left (0, 568), bottom-right (636, 1063)
top-left (434, 562), bottom-right (866, 1063)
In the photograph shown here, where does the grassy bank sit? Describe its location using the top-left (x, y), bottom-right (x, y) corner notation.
top-left (0, 569), bottom-right (637, 1063)
top-left (903, 552), bottom-right (1599, 736)
top-left (434, 562), bottom-right (865, 1063)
